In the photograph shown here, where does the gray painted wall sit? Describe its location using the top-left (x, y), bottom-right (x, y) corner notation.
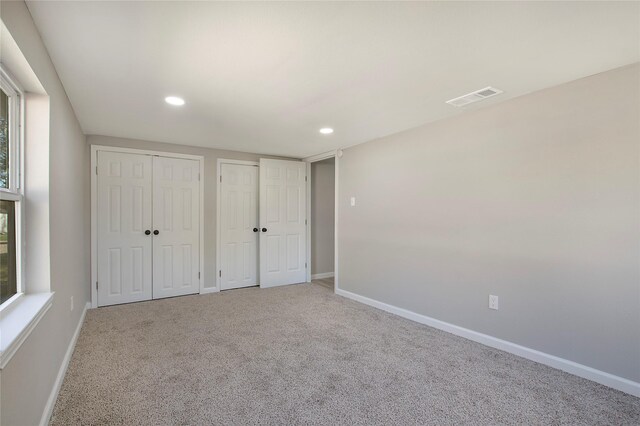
top-left (338, 64), bottom-right (640, 382)
top-left (87, 135), bottom-right (291, 290)
top-left (0, 2), bottom-right (90, 424)
top-left (311, 158), bottom-right (335, 275)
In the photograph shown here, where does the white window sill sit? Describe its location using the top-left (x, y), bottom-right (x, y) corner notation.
top-left (0, 292), bottom-right (54, 369)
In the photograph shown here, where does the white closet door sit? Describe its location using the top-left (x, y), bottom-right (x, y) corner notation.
top-left (97, 151), bottom-right (153, 306)
top-left (220, 164), bottom-right (259, 290)
top-left (152, 156), bottom-right (200, 299)
top-left (259, 159), bottom-right (307, 288)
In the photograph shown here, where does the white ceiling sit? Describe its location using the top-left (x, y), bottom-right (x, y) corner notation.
top-left (25, 1), bottom-right (640, 158)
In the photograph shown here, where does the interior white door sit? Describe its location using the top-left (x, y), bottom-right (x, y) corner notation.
top-left (220, 164), bottom-right (259, 290)
top-left (259, 159), bottom-right (307, 288)
top-left (152, 156), bottom-right (201, 299)
top-left (97, 151), bottom-right (153, 307)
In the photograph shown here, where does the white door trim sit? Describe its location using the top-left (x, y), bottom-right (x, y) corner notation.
top-left (303, 150), bottom-right (338, 163)
top-left (306, 161), bottom-right (311, 283)
top-left (90, 145), bottom-right (205, 308)
top-left (304, 150), bottom-right (341, 293)
top-left (215, 158), bottom-right (260, 292)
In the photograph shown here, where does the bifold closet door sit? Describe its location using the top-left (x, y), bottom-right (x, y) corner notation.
top-left (259, 159), bottom-right (307, 288)
top-left (152, 156), bottom-right (201, 299)
top-left (220, 164), bottom-right (259, 290)
top-left (97, 151), bottom-right (153, 307)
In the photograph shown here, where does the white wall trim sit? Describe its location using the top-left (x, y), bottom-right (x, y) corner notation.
top-left (90, 147), bottom-right (98, 308)
top-left (334, 154), bottom-right (339, 294)
top-left (303, 150), bottom-right (338, 163)
top-left (39, 302), bottom-right (90, 426)
top-left (311, 272), bottom-right (334, 280)
top-left (215, 159), bottom-right (260, 292)
top-left (198, 156), bottom-right (205, 295)
top-left (89, 145), bottom-right (204, 161)
top-left (336, 288), bottom-right (640, 398)
top-left (90, 145), bottom-right (205, 307)
top-left (305, 162), bottom-right (312, 282)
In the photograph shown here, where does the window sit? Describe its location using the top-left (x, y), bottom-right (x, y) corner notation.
top-left (0, 66), bottom-right (22, 307)
top-left (0, 89), bottom-right (10, 188)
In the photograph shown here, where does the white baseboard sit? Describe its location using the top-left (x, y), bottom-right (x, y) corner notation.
top-left (200, 287), bottom-right (220, 295)
top-left (40, 301), bottom-right (90, 426)
top-left (311, 272), bottom-right (334, 280)
top-left (335, 288), bottom-right (640, 398)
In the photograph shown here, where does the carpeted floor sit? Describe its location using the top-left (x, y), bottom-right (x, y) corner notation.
top-left (51, 282), bottom-right (640, 425)
top-left (311, 277), bottom-right (334, 290)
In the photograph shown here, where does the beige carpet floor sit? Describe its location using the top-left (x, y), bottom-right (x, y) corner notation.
top-left (311, 277), bottom-right (334, 290)
top-left (51, 282), bottom-right (639, 425)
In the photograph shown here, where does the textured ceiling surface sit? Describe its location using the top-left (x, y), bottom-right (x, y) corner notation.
top-left (25, 1), bottom-right (640, 157)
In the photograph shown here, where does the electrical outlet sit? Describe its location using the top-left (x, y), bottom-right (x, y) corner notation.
top-left (350, 196), bottom-right (356, 206)
top-left (489, 295), bottom-right (499, 310)
top-left (70, 296), bottom-right (74, 311)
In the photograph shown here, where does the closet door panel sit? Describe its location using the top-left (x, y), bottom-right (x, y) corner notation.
top-left (259, 159), bottom-right (307, 288)
top-left (97, 151), bottom-right (153, 306)
top-left (152, 156), bottom-right (200, 299)
top-left (220, 164), bottom-right (258, 290)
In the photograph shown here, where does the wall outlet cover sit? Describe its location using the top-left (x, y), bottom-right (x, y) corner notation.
top-left (489, 295), bottom-right (499, 310)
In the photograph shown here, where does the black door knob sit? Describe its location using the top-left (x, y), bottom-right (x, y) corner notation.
top-left (153, 230), bottom-right (159, 235)
top-left (261, 228), bottom-right (267, 232)
top-left (253, 228), bottom-right (259, 232)
top-left (145, 230), bottom-right (151, 235)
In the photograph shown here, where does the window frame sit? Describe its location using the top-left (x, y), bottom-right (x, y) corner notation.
top-left (0, 65), bottom-right (25, 310)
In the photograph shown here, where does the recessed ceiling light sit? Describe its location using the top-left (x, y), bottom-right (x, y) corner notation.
top-left (319, 127), bottom-right (334, 135)
top-left (165, 96), bottom-right (185, 106)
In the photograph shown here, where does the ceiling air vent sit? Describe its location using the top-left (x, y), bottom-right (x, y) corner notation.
top-left (446, 86), bottom-right (503, 107)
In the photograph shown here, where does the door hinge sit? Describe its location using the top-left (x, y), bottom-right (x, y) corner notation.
top-left (305, 176), bottom-right (307, 182)
top-left (305, 219), bottom-right (307, 225)
top-left (220, 175), bottom-right (222, 183)
top-left (219, 270), bottom-right (222, 277)
top-left (96, 281), bottom-right (99, 289)
top-left (198, 272), bottom-right (201, 279)
top-left (198, 173), bottom-right (201, 181)
top-left (96, 166), bottom-right (98, 175)
top-left (305, 262), bottom-right (307, 269)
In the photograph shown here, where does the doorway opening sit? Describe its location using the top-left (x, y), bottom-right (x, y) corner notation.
top-left (309, 157), bottom-right (335, 291)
